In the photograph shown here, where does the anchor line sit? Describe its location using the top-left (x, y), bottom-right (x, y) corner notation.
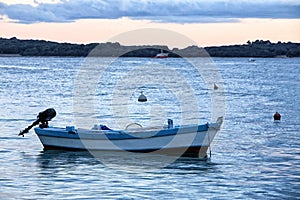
top-left (207, 126), bottom-right (212, 158)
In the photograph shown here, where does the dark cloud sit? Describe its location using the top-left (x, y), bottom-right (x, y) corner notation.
top-left (0, 0), bottom-right (299, 24)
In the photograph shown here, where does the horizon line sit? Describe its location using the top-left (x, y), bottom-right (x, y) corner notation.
top-left (2, 36), bottom-right (299, 49)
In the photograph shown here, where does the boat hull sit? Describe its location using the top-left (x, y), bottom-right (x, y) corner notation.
top-left (42, 145), bottom-right (208, 158)
top-left (35, 117), bottom-right (223, 158)
top-left (154, 52), bottom-right (169, 58)
top-left (154, 55), bottom-right (168, 58)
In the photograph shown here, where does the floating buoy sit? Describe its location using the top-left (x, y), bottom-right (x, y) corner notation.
top-left (214, 83), bottom-right (218, 90)
top-left (138, 92), bottom-right (147, 102)
top-left (273, 112), bottom-right (281, 121)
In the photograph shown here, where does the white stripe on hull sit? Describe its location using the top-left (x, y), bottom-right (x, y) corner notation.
top-left (37, 128), bottom-right (217, 151)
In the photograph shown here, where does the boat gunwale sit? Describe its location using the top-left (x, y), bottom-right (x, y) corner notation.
top-left (34, 123), bottom-right (210, 140)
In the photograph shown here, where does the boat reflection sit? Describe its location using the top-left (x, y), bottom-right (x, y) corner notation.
top-left (36, 150), bottom-right (216, 173)
top-left (36, 150), bottom-right (101, 170)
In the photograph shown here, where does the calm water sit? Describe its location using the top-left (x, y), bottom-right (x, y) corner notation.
top-left (0, 57), bottom-right (299, 199)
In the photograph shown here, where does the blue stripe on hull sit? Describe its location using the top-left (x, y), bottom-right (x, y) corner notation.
top-left (35, 124), bottom-right (209, 140)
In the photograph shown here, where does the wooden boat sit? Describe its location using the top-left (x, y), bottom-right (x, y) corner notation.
top-left (34, 117), bottom-right (223, 158)
top-left (19, 108), bottom-right (223, 158)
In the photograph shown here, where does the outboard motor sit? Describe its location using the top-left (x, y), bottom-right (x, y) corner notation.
top-left (37, 108), bottom-right (56, 127)
top-left (19, 108), bottom-right (56, 137)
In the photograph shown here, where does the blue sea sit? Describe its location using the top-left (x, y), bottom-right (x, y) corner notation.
top-left (0, 56), bottom-right (299, 199)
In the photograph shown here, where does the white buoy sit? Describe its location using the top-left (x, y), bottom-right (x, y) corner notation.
top-left (138, 92), bottom-right (147, 102)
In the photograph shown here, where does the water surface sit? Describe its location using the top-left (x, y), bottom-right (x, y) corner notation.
top-left (0, 57), bottom-right (299, 199)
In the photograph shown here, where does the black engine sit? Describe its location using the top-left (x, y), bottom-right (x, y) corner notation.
top-left (37, 108), bottom-right (56, 127)
top-left (19, 108), bottom-right (56, 137)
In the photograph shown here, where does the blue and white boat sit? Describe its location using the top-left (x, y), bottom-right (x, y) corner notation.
top-left (20, 108), bottom-right (223, 158)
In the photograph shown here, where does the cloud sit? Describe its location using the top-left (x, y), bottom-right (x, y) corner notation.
top-left (0, 0), bottom-right (299, 24)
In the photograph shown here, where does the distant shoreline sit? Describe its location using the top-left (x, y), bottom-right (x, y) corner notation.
top-left (1, 37), bottom-right (300, 58)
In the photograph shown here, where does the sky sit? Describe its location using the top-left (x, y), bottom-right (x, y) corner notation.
top-left (0, 0), bottom-right (299, 47)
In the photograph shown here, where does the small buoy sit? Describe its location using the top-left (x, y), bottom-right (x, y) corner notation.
top-left (138, 92), bottom-right (147, 102)
top-left (273, 112), bottom-right (281, 121)
top-left (214, 83), bottom-right (218, 90)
